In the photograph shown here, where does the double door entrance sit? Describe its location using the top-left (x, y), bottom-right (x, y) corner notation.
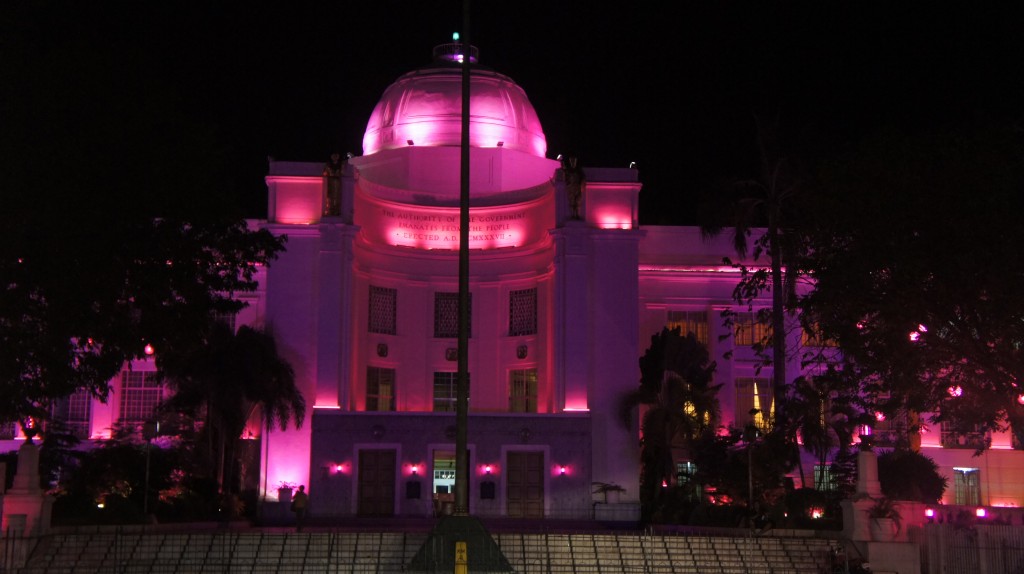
top-left (355, 449), bottom-right (544, 518)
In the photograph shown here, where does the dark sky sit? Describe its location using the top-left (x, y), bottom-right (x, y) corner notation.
top-left (4, 1), bottom-right (1022, 224)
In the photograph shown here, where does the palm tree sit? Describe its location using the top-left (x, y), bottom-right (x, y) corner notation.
top-left (620, 327), bottom-right (721, 519)
top-left (699, 115), bottom-right (805, 430)
top-left (784, 374), bottom-right (859, 489)
top-left (159, 322), bottom-right (305, 504)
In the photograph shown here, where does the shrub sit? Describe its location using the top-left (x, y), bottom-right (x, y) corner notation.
top-left (877, 449), bottom-right (947, 504)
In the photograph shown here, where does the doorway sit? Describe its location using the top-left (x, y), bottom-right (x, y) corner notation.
top-left (357, 449), bottom-right (396, 516)
top-left (506, 451), bottom-right (544, 518)
top-left (431, 449), bottom-right (456, 516)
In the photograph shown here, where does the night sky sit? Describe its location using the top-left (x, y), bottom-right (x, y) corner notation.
top-left (4, 2), bottom-right (1022, 225)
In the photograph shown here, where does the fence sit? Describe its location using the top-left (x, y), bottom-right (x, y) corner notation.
top-left (0, 524), bottom-right (840, 574)
top-left (924, 523), bottom-right (1024, 574)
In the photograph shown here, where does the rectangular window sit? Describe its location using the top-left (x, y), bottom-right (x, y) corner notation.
top-left (667, 310), bottom-right (708, 345)
top-left (736, 377), bottom-right (773, 432)
top-left (433, 372), bottom-right (468, 412)
top-left (509, 288), bottom-right (537, 336)
top-left (813, 464), bottom-right (836, 492)
top-left (509, 369), bottom-right (538, 413)
top-left (434, 292), bottom-right (471, 338)
top-left (51, 388), bottom-right (93, 439)
top-left (369, 286), bottom-right (397, 335)
top-left (214, 311), bottom-right (237, 332)
top-left (366, 367), bottom-right (396, 411)
top-left (953, 468), bottom-right (981, 506)
top-left (734, 311), bottom-right (770, 347)
top-left (940, 421), bottom-right (989, 449)
top-left (119, 370), bottom-right (163, 428)
top-left (872, 412), bottom-right (908, 448)
top-left (676, 461), bottom-right (697, 486)
top-left (801, 322), bottom-right (839, 347)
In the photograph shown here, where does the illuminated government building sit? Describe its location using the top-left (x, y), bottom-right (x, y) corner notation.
top-left (16, 43), bottom-right (1024, 520)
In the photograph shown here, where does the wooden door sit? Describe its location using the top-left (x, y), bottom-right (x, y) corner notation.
top-left (506, 451), bottom-right (544, 518)
top-left (358, 449), bottom-right (396, 516)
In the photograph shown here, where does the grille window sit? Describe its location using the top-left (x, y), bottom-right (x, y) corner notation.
top-left (954, 468), bottom-right (981, 506)
top-left (509, 288), bottom-right (537, 336)
top-left (734, 311), bottom-right (770, 347)
top-left (119, 371), bottom-right (163, 428)
top-left (366, 367), bottom-right (396, 411)
top-left (433, 372), bottom-right (469, 412)
top-left (51, 388), bottom-right (93, 439)
top-left (509, 369), bottom-right (538, 413)
top-left (369, 286), bottom-right (397, 335)
top-left (667, 310), bottom-right (708, 345)
top-left (940, 421), bottom-right (990, 449)
top-left (214, 312), bottom-right (237, 332)
top-left (434, 292), bottom-right (470, 338)
top-left (813, 464), bottom-right (836, 492)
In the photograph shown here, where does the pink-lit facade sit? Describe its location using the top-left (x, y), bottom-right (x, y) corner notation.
top-left (10, 44), bottom-right (1024, 520)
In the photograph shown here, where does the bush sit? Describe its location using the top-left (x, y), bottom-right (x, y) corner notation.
top-left (877, 449), bottom-right (947, 504)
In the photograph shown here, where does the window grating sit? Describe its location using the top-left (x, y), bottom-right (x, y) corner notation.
top-left (667, 310), bottom-right (708, 344)
top-left (119, 371), bottom-right (163, 428)
top-left (509, 369), bottom-right (538, 413)
top-left (954, 468), bottom-right (981, 506)
top-left (51, 388), bottom-right (93, 439)
top-left (366, 367), bottom-right (396, 411)
top-left (434, 292), bottom-right (470, 338)
top-left (734, 311), bottom-right (771, 347)
top-left (509, 288), bottom-right (537, 336)
top-left (214, 312), bottom-right (237, 332)
top-left (813, 464), bottom-right (836, 492)
top-left (433, 372), bottom-right (469, 412)
top-left (369, 286), bottom-right (397, 335)
top-left (801, 322), bottom-right (839, 347)
top-left (940, 421), bottom-right (990, 449)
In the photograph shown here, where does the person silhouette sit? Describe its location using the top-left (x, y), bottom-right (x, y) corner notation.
top-left (290, 485), bottom-right (309, 531)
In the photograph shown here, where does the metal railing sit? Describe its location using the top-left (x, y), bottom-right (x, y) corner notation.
top-left (3, 524), bottom-right (839, 574)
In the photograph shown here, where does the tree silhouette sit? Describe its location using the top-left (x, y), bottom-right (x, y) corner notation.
top-left (159, 323), bottom-right (305, 504)
top-left (798, 119), bottom-right (1024, 442)
top-left (699, 114), bottom-right (807, 431)
top-left (783, 372), bottom-right (861, 489)
top-left (620, 327), bottom-right (720, 520)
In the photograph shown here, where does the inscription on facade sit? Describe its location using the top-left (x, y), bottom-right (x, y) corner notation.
top-left (380, 207), bottom-right (528, 247)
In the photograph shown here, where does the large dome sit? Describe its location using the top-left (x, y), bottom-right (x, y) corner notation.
top-left (362, 44), bottom-right (547, 157)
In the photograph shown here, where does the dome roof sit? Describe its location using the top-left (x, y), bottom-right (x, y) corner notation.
top-left (362, 44), bottom-right (547, 157)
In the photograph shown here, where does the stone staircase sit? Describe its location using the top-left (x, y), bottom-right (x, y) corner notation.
top-left (9, 528), bottom-right (838, 573)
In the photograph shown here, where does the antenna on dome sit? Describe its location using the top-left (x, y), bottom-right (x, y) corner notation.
top-left (433, 37), bottom-right (478, 64)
